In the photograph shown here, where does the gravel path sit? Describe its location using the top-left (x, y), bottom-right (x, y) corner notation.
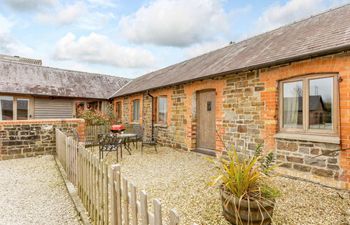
top-left (0, 155), bottom-right (81, 225)
top-left (96, 146), bottom-right (350, 225)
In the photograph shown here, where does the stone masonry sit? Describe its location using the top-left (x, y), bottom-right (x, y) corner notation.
top-left (276, 139), bottom-right (341, 179)
top-left (113, 53), bottom-right (350, 189)
top-left (0, 119), bottom-right (85, 160)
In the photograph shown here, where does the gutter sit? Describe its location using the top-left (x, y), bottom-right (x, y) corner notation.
top-left (113, 45), bottom-right (350, 98)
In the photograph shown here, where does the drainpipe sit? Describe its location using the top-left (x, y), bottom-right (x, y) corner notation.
top-left (147, 91), bottom-right (155, 141)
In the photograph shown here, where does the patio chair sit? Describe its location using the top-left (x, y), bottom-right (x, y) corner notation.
top-left (141, 127), bottom-right (158, 154)
top-left (124, 124), bottom-right (143, 149)
top-left (98, 134), bottom-right (123, 161)
top-left (132, 124), bottom-right (143, 148)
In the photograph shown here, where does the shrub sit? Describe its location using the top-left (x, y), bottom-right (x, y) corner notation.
top-left (77, 104), bottom-right (115, 126)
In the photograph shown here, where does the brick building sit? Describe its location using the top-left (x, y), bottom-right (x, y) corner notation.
top-left (111, 5), bottom-right (350, 188)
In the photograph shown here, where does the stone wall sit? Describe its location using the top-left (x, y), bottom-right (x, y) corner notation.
top-left (222, 71), bottom-right (265, 154)
top-left (0, 119), bottom-right (85, 160)
top-left (276, 139), bottom-right (341, 180)
top-left (113, 53), bottom-right (350, 189)
top-left (260, 52), bottom-right (350, 188)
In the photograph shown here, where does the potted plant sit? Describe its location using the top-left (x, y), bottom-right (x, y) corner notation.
top-left (210, 145), bottom-right (280, 225)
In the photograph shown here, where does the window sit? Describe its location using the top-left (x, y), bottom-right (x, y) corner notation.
top-left (132, 99), bottom-right (140, 122)
top-left (0, 96), bottom-right (30, 120)
top-left (115, 101), bottom-right (122, 121)
top-left (17, 99), bottom-right (29, 120)
top-left (280, 74), bottom-right (338, 134)
top-left (157, 96), bottom-right (167, 124)
top-left (0, 96), bottom-right (14, 120)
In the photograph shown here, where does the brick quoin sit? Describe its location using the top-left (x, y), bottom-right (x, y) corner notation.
top-left (260, 53), bottom-right (350, 188)
top-left (113, 53), bottom-right (350, 189)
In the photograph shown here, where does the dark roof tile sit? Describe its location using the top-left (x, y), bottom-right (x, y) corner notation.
top-left (0, 60), bottom-right (130, 99)
top-left (113, 4), bottom-right (350, 97)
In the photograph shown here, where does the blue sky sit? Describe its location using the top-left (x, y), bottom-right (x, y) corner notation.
top-left (0, 0), bottom-right (349, 78)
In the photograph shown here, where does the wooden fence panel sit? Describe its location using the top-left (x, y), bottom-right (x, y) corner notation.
top-left (55, 128), bottom-right (185, 225)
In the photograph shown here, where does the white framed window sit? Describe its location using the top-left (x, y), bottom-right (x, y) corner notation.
top-left (279, 74), bottom-right (338, 135)
top-left (132, 99), bottom-right (140, 122)
top-left (157, 96), bottom-right (167, 124)
top-left (17, 98), bottom-right (29, 120)
top-left (0, 96), bottom-right (14, 120)
top-left (0, 96), bottom-right (30, 120)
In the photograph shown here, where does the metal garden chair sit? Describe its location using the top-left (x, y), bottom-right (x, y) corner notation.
top-left (141, 127), bottom-right (158, 154)
top-left (98, 134), bottom-right (123, 161)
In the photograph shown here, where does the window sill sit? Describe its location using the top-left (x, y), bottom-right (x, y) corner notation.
top-left (154, 123), bottom-right (168, 128)
top-left (274, 132), bottom-right (340, 144)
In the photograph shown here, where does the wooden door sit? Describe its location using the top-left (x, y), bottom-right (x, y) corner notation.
top-left (196, 90), bottom-right (216, 150)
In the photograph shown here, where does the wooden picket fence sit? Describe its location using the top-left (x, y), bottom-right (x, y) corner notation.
top-left (85, 125), bottom-right (111, 146)
top-left (55, 128), bottom-right (182, 225)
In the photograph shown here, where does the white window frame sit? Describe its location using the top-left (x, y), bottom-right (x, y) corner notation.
top-left (0, 96), bottom-right (30, 121)
top-left (132, 99), bottom-right (140, 122)
top-left (279, 73), bottom-right (339, 136)
top-left (157, 96), bottom-right (168, 124)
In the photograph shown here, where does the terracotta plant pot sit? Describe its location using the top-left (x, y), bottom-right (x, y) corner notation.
top-left (220, 188), bottom-right (275, 225)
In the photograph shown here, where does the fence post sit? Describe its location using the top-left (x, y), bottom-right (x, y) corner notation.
top-left (103, 163), bottom-right (109, 225)
top-left (122, 177), bottom-right (129, 225)
top-left (140, 190), bottom-right (149, 225)
top-left (130, 183), bottom-right (138, 225)
top-left (169, 209), bottom-right (180, 225)
top-left (153, 199), bottom-right (162, 225)
top-left (110, 164), bottom-right (121, 225)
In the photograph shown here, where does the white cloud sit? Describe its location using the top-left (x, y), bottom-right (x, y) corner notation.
top-left (0, 15), bottom-right (33, 56)
top-left (184, 40), bottom-right (228, 59)
top-left (36, 1), bottom-right (115, 29)
top-left (256, 0), bottom-right (350, 32)
top-left (53, 32), bottom-right (155, 68)
top-left (87, 0), bottom-right (117, 7)
top-left (3, 0), bottom-right (57, 11)
top-left (37, 2), bottom-right (86, 25)
top-left (119, 0), bottom-right (229, 47)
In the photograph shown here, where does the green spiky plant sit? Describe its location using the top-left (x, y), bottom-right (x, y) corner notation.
top-left (209, 143), bottom-right (280, 225)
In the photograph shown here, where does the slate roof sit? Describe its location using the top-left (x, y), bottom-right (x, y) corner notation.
top-left (0, 60), bottom-right (130, 99)
top-left (113, 4), bottom-right (350, 97)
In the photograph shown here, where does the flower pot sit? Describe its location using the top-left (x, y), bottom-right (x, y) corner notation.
top-left (220, 188), bottom-right (275, 225)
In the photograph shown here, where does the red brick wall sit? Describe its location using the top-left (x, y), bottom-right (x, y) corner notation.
top-left (0, 119), bottom-right (85, 160)
top-left (260, 53), bottom-right (350, 188)
top-left (113, 52), bottom-right (350, 189)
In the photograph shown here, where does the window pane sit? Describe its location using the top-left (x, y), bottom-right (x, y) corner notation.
top-left (158, 97), bottom-right (167, 123)
top-left (309, 77), bottom-right (333, 129)
top-left (17, 99), bottom-right (29, 120)
top-left (133, 100), bottom-right (140, 121)
top-left (116, 102), bottom-right (122, 120)
top-left (283, 81), bottom-right (303, 128)
top-left (0, 96), bottom-right (14, 120)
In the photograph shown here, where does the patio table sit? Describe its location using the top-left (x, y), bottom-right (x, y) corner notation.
top-left (118, 133), bottom-right (137, 156)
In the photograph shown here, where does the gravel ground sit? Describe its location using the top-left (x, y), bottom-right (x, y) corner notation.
top-left (0, 155), bottom-right (81, 225)
top-left (95, 146), bottom-right (350, 225)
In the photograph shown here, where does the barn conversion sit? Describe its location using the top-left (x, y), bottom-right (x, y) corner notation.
top-left (0, 57), bottom-right (129, 120)
top-left (111, 5), bottom-right (350, 188)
